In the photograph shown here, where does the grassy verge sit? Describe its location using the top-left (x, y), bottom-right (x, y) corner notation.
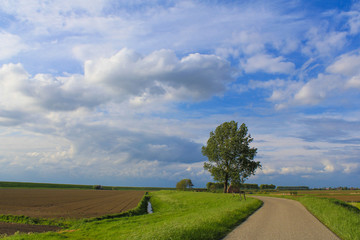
top-left (3, 191), bottom-right (262, 240)
top-left (297, 197), bottom-right (360, 240)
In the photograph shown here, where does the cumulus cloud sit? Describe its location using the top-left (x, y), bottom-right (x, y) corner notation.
top-left (85, 48), bottom-right (233, 101)
top-left (326, 50), bottom-right (360, 89)
top-left (293, 74), bottom-right (342, 105)
top-left (0, 31), bottom-right (28, 60)
top-left (0, 63), bottom-right (106, 118)
top-left (242, 54), bottom-right (295, 74)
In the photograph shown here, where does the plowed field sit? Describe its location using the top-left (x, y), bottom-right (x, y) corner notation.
top-left (0, 189), bottom-right (146, 219)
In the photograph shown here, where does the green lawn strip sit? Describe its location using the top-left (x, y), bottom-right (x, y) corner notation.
top-left (297, 197), bottom-right (360, 240)
top-left (4, 191), bottom-right (262, 240)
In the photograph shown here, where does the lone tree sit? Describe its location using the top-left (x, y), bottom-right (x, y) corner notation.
top-left (176, 179), bottom-right (194, 191)
top-left (202, 121), bottom-right (261, 193)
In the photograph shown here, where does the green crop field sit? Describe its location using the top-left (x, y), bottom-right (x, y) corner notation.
top-left (2, 191), bottom-right (262, 240)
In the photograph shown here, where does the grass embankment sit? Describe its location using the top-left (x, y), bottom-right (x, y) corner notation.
top-left (350, 202), bottom-right (360, 210)
top-left (3, 191), bottom-right (262, 240)
top-left (0, 181), bottom-right (175, 191)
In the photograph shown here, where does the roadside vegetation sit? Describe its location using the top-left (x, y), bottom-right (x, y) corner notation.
top-left (2, 191), bottom-right (262, 240)
top-left (298, 197), bottom-right (360, 240)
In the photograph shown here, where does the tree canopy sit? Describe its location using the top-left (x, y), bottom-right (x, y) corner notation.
top-left (202, 121), bottom-right (261, 193)
top-left (176, 179), bottom-right (194, 191)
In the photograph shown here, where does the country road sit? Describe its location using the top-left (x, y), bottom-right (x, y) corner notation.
top-left (223, 196), bottom-right (340, 240)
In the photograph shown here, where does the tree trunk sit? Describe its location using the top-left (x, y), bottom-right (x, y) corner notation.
top-left (224, 175), bottom-right (228, 193)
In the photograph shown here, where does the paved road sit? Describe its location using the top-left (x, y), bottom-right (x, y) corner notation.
top-left (223, 196), bottom-right (340, 240)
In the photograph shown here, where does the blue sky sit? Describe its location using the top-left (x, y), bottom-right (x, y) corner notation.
top-left (0, 0), bottom-right (359, 188)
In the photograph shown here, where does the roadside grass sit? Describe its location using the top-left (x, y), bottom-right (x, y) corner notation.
top-left (3, 191), bottom-right (262, 240)
top-left (298, 197), bottom-right (360, 240)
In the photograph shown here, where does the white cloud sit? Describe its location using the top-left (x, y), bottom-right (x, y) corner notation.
top-left (321, 159), bottom-right (335, 173)
top-left (303, 27), bottom-right (348, 56)
top-left (0, 31), bottom-right (28, 60)
top-left (342, 162), bottom-right (359, 174)
top-left (293, 74), bottom-right (342, 105)
top-left (346, 10), bottom-right (360, 34)
top-left (326, 51), bottom-right (360, 76)
top-left (85, 48), bottom-right (233, 101)
top-left (242, 54), bottom-right (295, 74)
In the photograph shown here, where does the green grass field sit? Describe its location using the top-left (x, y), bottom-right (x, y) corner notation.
top-left (3, 191), bottom-right (262, 240)
top-left (298, 197), bottom-right (360, 240)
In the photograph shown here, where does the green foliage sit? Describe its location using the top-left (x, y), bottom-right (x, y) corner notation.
top-left (206, 182), bottom-right (224, 192)
top-left (202, 121), bottom-right (261, 193)
top-left (92, 185), bottom-right (103, 190)
top-left (298, 197), bottom-right (360, 240)
top-left (277, 186), bottom-right (309, 190)
top-left (240, 183), bottom-right (259, 190)
top-left (176, 179), bottom-right (194, 191)
top-left (260, 184), bottom-right (276, 190)
top-left (3, 191), bottom-right (262, 240)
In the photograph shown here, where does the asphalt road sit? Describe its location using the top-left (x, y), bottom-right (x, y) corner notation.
top-left (223, 196), bottom-right (340, 240)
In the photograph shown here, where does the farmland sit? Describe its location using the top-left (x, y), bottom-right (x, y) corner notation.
top-left (0, 189), bottom-right (145, 219)
top-left (1, 190), bottom-right (262, 239)
top-left (264, 189), bottom-right (360, 202)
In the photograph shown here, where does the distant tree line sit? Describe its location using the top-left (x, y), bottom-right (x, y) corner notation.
top-left (259, 184), bottom-right (276, 190)
top-left (206, 182), bottom-right (276, 192)
top-left (276, 186), bottom-right (309, 190)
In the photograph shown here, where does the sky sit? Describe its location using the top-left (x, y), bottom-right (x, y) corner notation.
top-left (0, 0), bottom-right (360, 188)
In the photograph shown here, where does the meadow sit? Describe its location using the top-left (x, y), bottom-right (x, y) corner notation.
top-left (1, 190), bottom-right (262, 240)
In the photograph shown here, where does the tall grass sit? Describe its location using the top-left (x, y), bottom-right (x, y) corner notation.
top-left (350, 202), bottom-right (360, 210)
top-left (298, 197), bottom-right (360, 240)
top-left (4, 191), bottom-right (262, 240)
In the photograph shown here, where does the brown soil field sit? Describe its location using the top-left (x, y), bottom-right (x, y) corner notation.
top-left (0, 189), bottom-right (146, 219)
